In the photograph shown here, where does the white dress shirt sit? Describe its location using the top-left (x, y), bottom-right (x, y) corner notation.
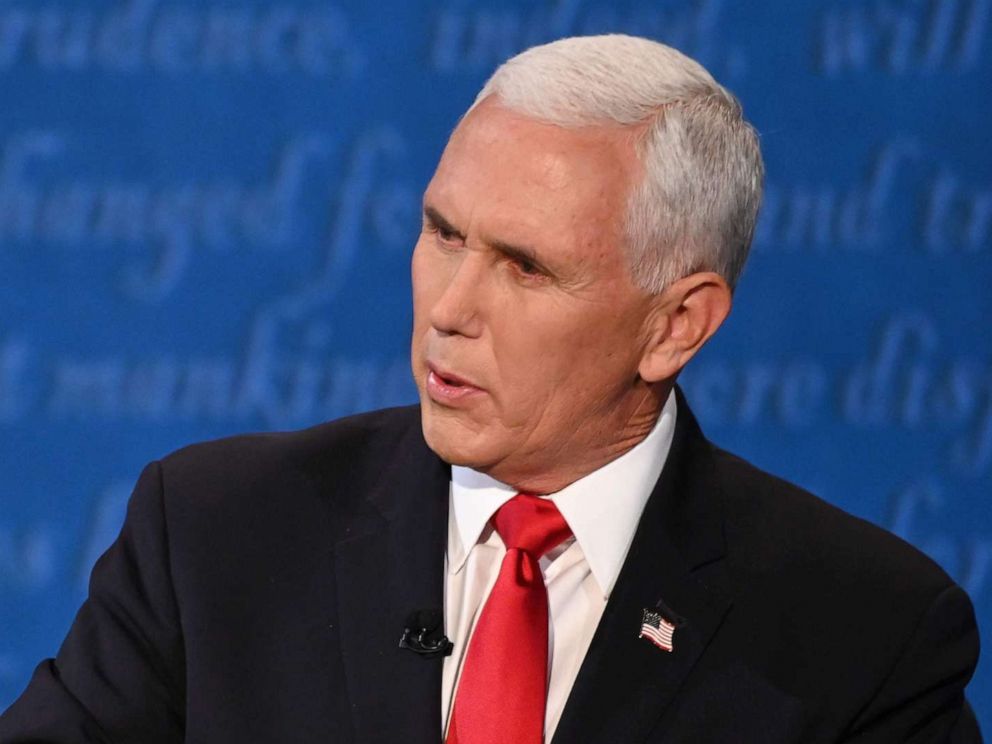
top-left (441, 390), bottom-right (678, 740)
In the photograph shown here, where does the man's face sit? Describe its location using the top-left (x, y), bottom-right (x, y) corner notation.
top-left (411, 99), bottom-right (659, 486)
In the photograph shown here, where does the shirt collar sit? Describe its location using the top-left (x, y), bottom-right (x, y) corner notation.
top-left (448, 389), bottom-right (677, 599)
top-left (448, 466), bottom-right (518, 573)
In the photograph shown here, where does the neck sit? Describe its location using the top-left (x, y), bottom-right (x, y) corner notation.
top-left (488, 382), bottom-right (672, 494)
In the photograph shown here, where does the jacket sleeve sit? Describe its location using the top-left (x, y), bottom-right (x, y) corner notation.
top-left (0, 462), bottom-right (186, 743)
top-left (840, 582), bottom-right (982, 743)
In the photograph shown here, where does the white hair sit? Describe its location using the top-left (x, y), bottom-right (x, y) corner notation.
top-left (467, 34), bottom-right (764, 293)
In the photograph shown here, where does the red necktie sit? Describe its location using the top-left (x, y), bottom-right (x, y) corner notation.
top-left (447, 493), bottom-right (573, 744)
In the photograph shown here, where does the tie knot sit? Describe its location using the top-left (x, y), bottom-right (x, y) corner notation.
top-left (492, 493), bottom-right (572, 558)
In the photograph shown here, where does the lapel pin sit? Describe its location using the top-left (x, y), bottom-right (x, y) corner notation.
top-left (639, 608), bottom-right (676, 652)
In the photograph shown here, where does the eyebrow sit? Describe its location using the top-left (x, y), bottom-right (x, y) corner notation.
top-left (423, 205), bottom-right (464, 240)
top-left (422, 203), bottom-right (558, 278)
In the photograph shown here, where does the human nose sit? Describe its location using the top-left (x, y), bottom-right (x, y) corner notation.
top-left (429, 252), bottom-right (486, 338)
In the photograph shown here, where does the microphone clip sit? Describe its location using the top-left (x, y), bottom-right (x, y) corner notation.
top-left (399, 609), bottom-right (453, 658)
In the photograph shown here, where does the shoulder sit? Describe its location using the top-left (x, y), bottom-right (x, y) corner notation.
top-left (145, 405), bottom-right (426, 526)
top-left (158, 404), bottom-right (423, 487)
top-left (701, 445), bottom-right (979, 708)
top-left (121, 405), bottom-right (433, 589)
top-left (709, 445), bottom-right (953, 597)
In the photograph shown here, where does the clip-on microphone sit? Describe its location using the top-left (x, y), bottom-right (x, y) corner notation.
top-left (399, 608), bottom-right (453, 658)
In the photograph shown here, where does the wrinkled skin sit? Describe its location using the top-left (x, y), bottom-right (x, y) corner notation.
top-left (411, 98), bottom-right (728, 493)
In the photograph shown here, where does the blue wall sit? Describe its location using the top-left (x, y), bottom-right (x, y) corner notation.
top-left (1, 0), bottom-right (989, 731)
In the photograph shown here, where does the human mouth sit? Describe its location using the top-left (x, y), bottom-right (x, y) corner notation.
top-left (425, 364), bottom-right (485, 404)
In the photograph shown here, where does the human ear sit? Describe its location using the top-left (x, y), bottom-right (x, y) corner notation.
top-left (637, 272), bottom-right (732, 383)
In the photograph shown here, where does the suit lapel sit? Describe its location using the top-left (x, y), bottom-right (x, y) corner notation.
top-left (552, 390), bottom-right (733, 744)
top-left (330, 419), bottom-right (451, 744)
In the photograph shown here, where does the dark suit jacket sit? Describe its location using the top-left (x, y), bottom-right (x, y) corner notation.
top-left (0, 391), bottom-right (982, 743)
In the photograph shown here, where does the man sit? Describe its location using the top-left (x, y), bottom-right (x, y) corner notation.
top-left (0, 34), bottom-right (980, 744)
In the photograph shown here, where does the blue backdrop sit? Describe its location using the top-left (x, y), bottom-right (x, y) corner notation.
top-left (1, 0), bottom-right (990, 732)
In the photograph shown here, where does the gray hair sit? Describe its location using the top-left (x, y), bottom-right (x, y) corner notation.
top-left (468, 34), bottom-right (763, 293)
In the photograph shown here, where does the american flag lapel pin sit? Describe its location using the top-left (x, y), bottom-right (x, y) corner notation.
top-left (639, 608), bottom-right (676, 652)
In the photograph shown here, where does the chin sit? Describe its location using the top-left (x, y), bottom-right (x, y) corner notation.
top-left (418, 404), bottom-right (494, 468)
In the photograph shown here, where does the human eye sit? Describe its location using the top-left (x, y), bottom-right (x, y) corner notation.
top-left (423, 211), bottom-right (462, 250)
top-left (436, 224), bottom-right (461, 245)
top-left (513, 257), bottom-right (541, 276)
top-left (506, 255), bottom-right (551, 284)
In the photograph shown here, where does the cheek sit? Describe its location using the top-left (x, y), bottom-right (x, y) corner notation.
top-left (490, 311), bottom-right (583, 399)
top-left (410, 243), bottom-right (435, 382)
top-left (411, 241), bottom-right (437, 328)
top-left (494, 306), bottom-right (637, 401)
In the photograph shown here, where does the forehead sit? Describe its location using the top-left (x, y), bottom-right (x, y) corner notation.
top-left (426, 100), bottom-right (640, 260)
